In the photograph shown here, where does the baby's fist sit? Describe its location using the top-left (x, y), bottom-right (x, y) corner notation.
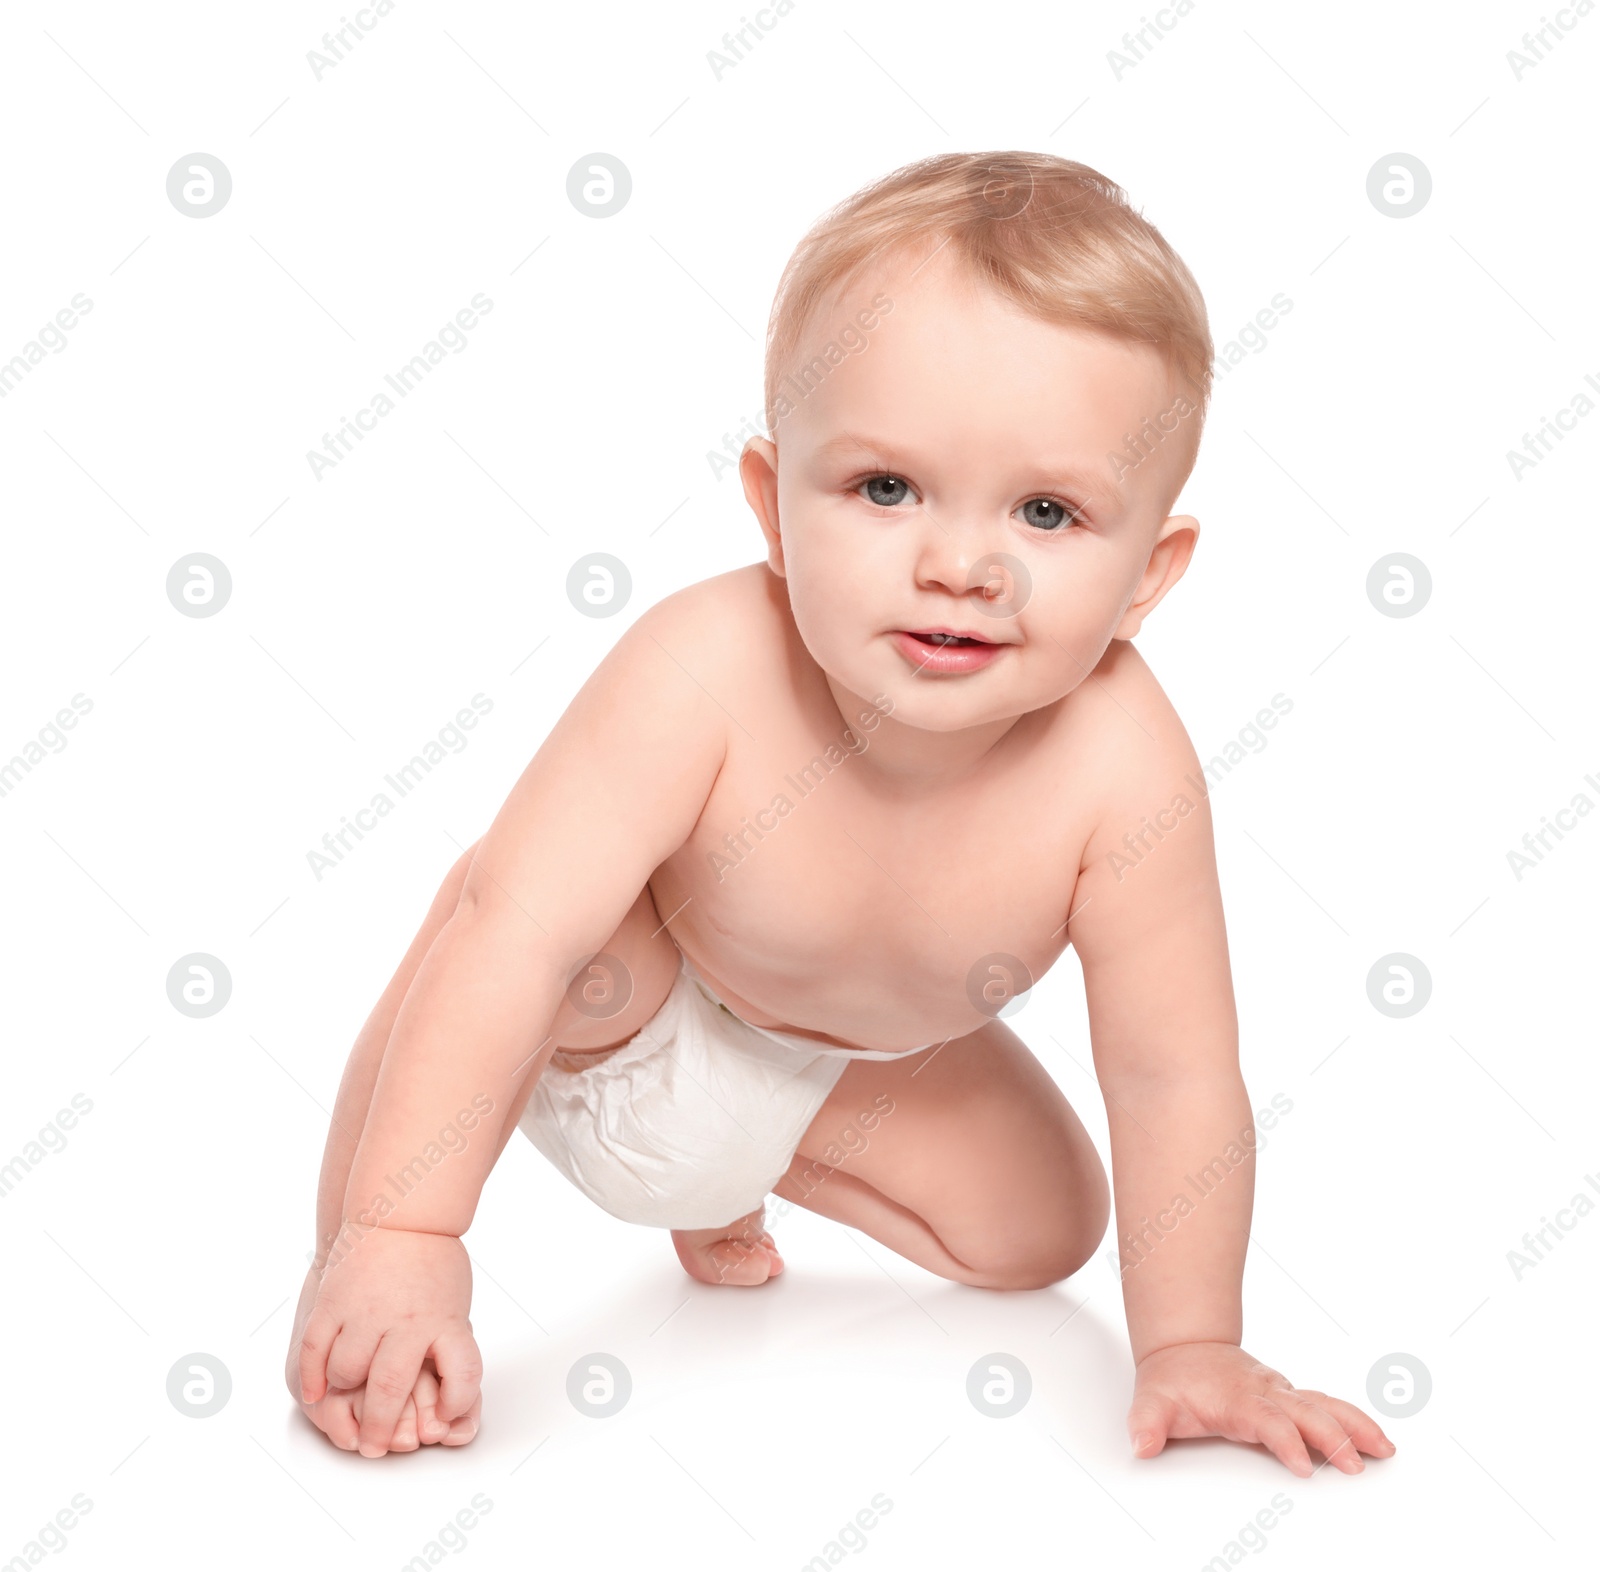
top-left (294, 1226), bottom-right (480, 1458)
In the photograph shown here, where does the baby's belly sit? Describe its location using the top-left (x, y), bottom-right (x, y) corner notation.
top-left (657, 898), bottom-right (1059, 1057)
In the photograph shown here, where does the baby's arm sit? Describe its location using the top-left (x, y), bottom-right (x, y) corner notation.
top-left (294, 595), bottom-right (727, 1457)
top-left (1067, 689), bottom-right (1392, 1476)
top-left (284, 838), bottom-right (483, 1449)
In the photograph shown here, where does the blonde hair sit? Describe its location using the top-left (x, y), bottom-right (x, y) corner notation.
top-left (762, 151), bottom-right (1214, 497)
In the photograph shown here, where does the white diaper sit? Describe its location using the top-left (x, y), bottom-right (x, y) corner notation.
top-left (520, 952), bottom-right (886, 1230)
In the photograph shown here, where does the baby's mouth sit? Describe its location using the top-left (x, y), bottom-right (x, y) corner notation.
top-left (902, 629), bottom-right (992, 647)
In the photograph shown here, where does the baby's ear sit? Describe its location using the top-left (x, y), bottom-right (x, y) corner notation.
top-left (740, 438), bottom-right (784, 575)
top-left (1117, 515), bottom-right (1199, 638)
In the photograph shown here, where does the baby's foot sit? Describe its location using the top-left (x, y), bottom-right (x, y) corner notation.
top-left (671, 1206), bottom-right (784, 1285)
top-left (298, 1365), bottom-right (480, 1453)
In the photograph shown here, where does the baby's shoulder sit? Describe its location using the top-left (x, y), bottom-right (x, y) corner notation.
top-left (638, 562), bottom-right (789, 681)
top-left (1054, 640), bottom-right (1205, 823)
top-left (1074, 639), bottom-right (1192, 754)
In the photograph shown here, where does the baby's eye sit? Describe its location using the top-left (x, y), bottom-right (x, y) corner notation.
top-left (859, 474), bottom-right (914, 507)
top-left (1018, 497), bottom-right (1082, 532)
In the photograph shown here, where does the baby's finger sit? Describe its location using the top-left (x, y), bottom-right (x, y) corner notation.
top-left (1240, 1396), bottom-right (1314, 1478)
top-left (1297, 1391), bottom-right (1395, 1457)
top-left (441, 1390), bottom-right (482, 1445)
top-left (412, 1365), bottom-right (449, 1443)
top-left (304, 1388), bottom-right (361, 1451)
top-left (324, 1325), bottom-right (381, 1393)
top-left (390, 1393), bottom-right (420, 1452)
top-left (356, 1335), bottom-right (428, 1458)
top-left (432, 1327), bottom-right (484, 1423)
top-left (295, 1308), bottom-right (340, 1404)
top-left (1276, 1394), bottom-right (1361, 1474)
top-left (1127, 1390), bottom-right (1179, 1458)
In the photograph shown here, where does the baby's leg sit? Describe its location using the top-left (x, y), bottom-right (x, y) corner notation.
top-left (774, 1018), bottom-right (1110, 1290)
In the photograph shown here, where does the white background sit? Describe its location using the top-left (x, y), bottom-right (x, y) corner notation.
top-left (1, 1), bottom-right (1595, 1567)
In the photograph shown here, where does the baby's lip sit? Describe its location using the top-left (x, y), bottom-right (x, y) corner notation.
top-left (900, 626), bottom-right (999, 644)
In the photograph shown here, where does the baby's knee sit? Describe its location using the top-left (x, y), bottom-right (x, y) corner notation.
top-left (957, 1180), bottom-right (1110, 1292)
top-left (962, 1231), bottom-right (1098, 1292)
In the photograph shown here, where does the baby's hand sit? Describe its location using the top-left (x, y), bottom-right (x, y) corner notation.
top-left (298, 1363), bottom-right (481, 1452)
top-left (285, 1271), bottom-right (480, 1451)
top-left (292, 1228), bottom-right (481, 1458)
top-left (1128, 1342), bottom-right (1396, 1477)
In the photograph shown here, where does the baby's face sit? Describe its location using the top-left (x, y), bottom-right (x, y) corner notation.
top-left (744, 244), bottom-right (1199, 735)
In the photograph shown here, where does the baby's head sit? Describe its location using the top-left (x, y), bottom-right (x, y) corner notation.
top-left (741, 152), bottom-right (1214, 733)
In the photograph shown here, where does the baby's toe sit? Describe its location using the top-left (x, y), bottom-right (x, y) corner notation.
top-left (707, 1236), bottom-right (776, 1284)
top-left (671, 1211), bottom-right (782, 1286)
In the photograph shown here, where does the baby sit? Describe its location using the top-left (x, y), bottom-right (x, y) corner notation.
top-left (286, 151), bottom-right (1393, 1474)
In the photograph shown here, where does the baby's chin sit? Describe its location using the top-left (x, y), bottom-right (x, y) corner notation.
top-left (820, 663), bottom-right (1043, 735)
top-left (886, 692), bottom-right (1045, 734)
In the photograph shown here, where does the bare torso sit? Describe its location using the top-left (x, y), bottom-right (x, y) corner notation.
top-left (562, 563), bottom-right (1151, 1057)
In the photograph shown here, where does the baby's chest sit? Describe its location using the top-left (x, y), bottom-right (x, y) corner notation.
top-left (670, 740), bottom-right (1090, 990)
